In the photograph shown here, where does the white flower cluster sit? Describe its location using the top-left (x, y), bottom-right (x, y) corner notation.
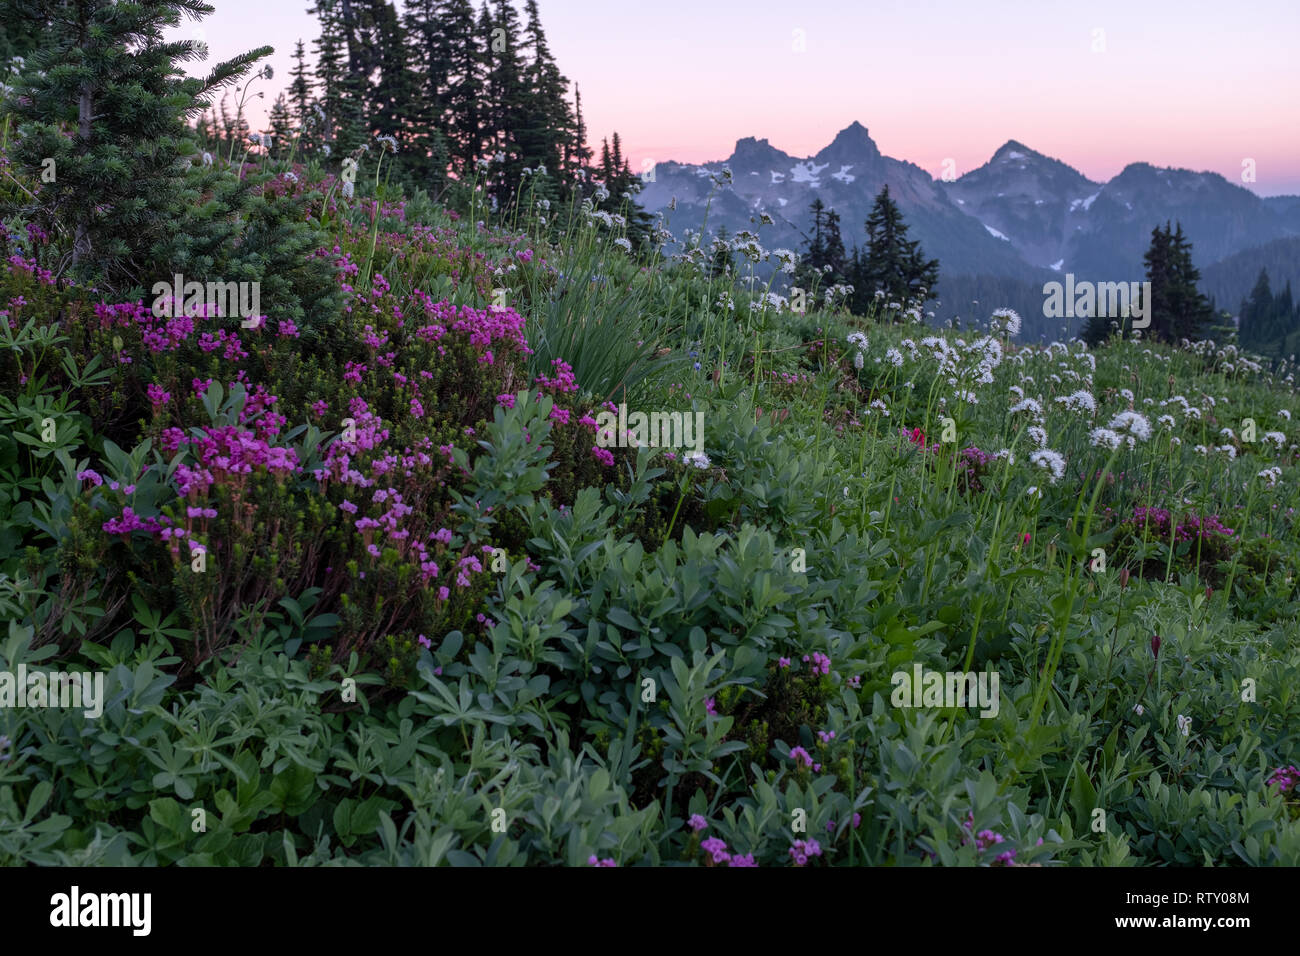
top-left (846, 330), bottom-right (868, 370)
top-left (1055, 390), bottom-right (1097, 415)
top-left (1029, 448), bottom-right (1066, 483)
top-left (990, 308), bottom-right (1021, 337)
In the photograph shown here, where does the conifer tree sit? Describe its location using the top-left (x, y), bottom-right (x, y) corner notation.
top-left (519, 0), bottom-right (573, 186)
top-left (441, 0), bottom-right (485, 176)
top-left (309, 0), bottom-right (352, 152)
top-left (1240, 268), bottom-right (1274, 350)
top-left (267, 93), bottom-right (295, 159)
top-left (795, 198), bottom-right (828, 291)
top-left (480, 0), bottom-right (529, 203)
top-left (288, 39), bottom-right (314, 137)
top-left (571, 84), bottom-right (593, 174)
top-left (823, 207), bottom-right (847, 280)
top-left (851, 185), bottom-right (939, 314)
top-left (1166, 222), bottom-right (1213, 342)
top-left (4, 0), bottom-right (271, 283)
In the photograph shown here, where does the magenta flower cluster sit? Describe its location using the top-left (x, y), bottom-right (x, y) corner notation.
top-left (690, 818), bottom-right (758, 866)
top-left (788, 839), bottom-right (822, 866)
top-left (1267, 765), bottom-right (1299, 795)
top-left (960, 813), bottom-right (1029, 866)
top-left (803, 652), bottom-right (831, 676)
top-left (1132, 506), bottom-right (1234, 543)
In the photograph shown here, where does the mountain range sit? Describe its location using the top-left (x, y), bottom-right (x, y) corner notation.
top-left (636, 122), bottom-right (1300, 334)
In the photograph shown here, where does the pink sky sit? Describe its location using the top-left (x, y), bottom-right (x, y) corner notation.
top-left (184, 0), bottom-right (1300, 195)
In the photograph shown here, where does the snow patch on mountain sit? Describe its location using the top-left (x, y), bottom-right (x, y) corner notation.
top-left (1071, 191), bottom-right (1101, 212)
top-left (1051, 258), bottom-right (1064, 271)
top-left (770, 170), bottom-right (785, 184)
top-left (984, 224), bottom-right (1011, 241)
top-left (831, 164), bottom-right (855, 183)
top-left (790, 161), bottom-right (829, 185)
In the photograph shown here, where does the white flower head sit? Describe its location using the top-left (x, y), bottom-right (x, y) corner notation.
top-left (1108, 411), bottom-right (1152, 445)
top-left (1090, 428), bottom-right (1122, 450)
top-left (684, 451), bottom-right (711, 470)
top-left (771, 248), bottom-right (797, 274)
top-left (1176, 714), bottom-right (1192, 737)
top-left (1010, 398), bottom-right (1045, 421)
top-left (1055, 390), bottom-right (1097, 415)
top-left (1029, 448), bottom-right (1066, 483)
top-left (991, 308), bottom-right (1021, 336)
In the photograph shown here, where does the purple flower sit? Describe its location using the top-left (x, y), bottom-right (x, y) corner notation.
top-left (688, 814), bottom-right (707, 832)
top-left (789, 839), bottom-right (822, 866)
top-left (700, 837), bottom-right (730, 864)
top-left (146, 383), bottom-right (170, 408)
top-left (778, 656), bottom-right (791, 669)
top-left (789, 746), bottom-right (814, 768)
top-left (704, 697), bottom-right (717, 716)
top-left (727, 853), bottom-right (757, 867)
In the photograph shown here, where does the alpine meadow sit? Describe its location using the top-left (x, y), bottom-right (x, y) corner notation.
top-left (0, 0), bottom-right (1298, 896)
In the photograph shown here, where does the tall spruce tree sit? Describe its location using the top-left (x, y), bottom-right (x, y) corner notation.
top-left (1088, 222), bottom-right (1215, 346)
top-left (851, 185), bottom-right (938, 315)
top-left (1166, 222), bottom-right (1213, 341)
top-left (823, 207), bottom-right (847, 280)
top-left (403, 0), bottom-right (453, 184)
top-left (267, 92), bottom-right (295, 158)
top-left (288, 39), bottom-right (314, 134)
top-left (571, 84), bottom-right (593, 173)
top-left (480, 0), bottom-right (530, 204)
top-left (309, 0), bottom-right (359, 153)
top-left (3, 0), bottom-right (271, 283)
top-left (794, 198), bottom-right (828, 291)
top-left (519, 0), bottom-right (574, 187)
top-left (1240, 268), bottom-right (1275, 350)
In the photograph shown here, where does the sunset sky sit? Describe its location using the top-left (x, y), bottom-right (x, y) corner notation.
top-left (185, 0), bottom-right (1300, 195)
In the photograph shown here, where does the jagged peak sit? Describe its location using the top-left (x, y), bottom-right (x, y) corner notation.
top-left (820, 121), bottom-right (879, 156)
